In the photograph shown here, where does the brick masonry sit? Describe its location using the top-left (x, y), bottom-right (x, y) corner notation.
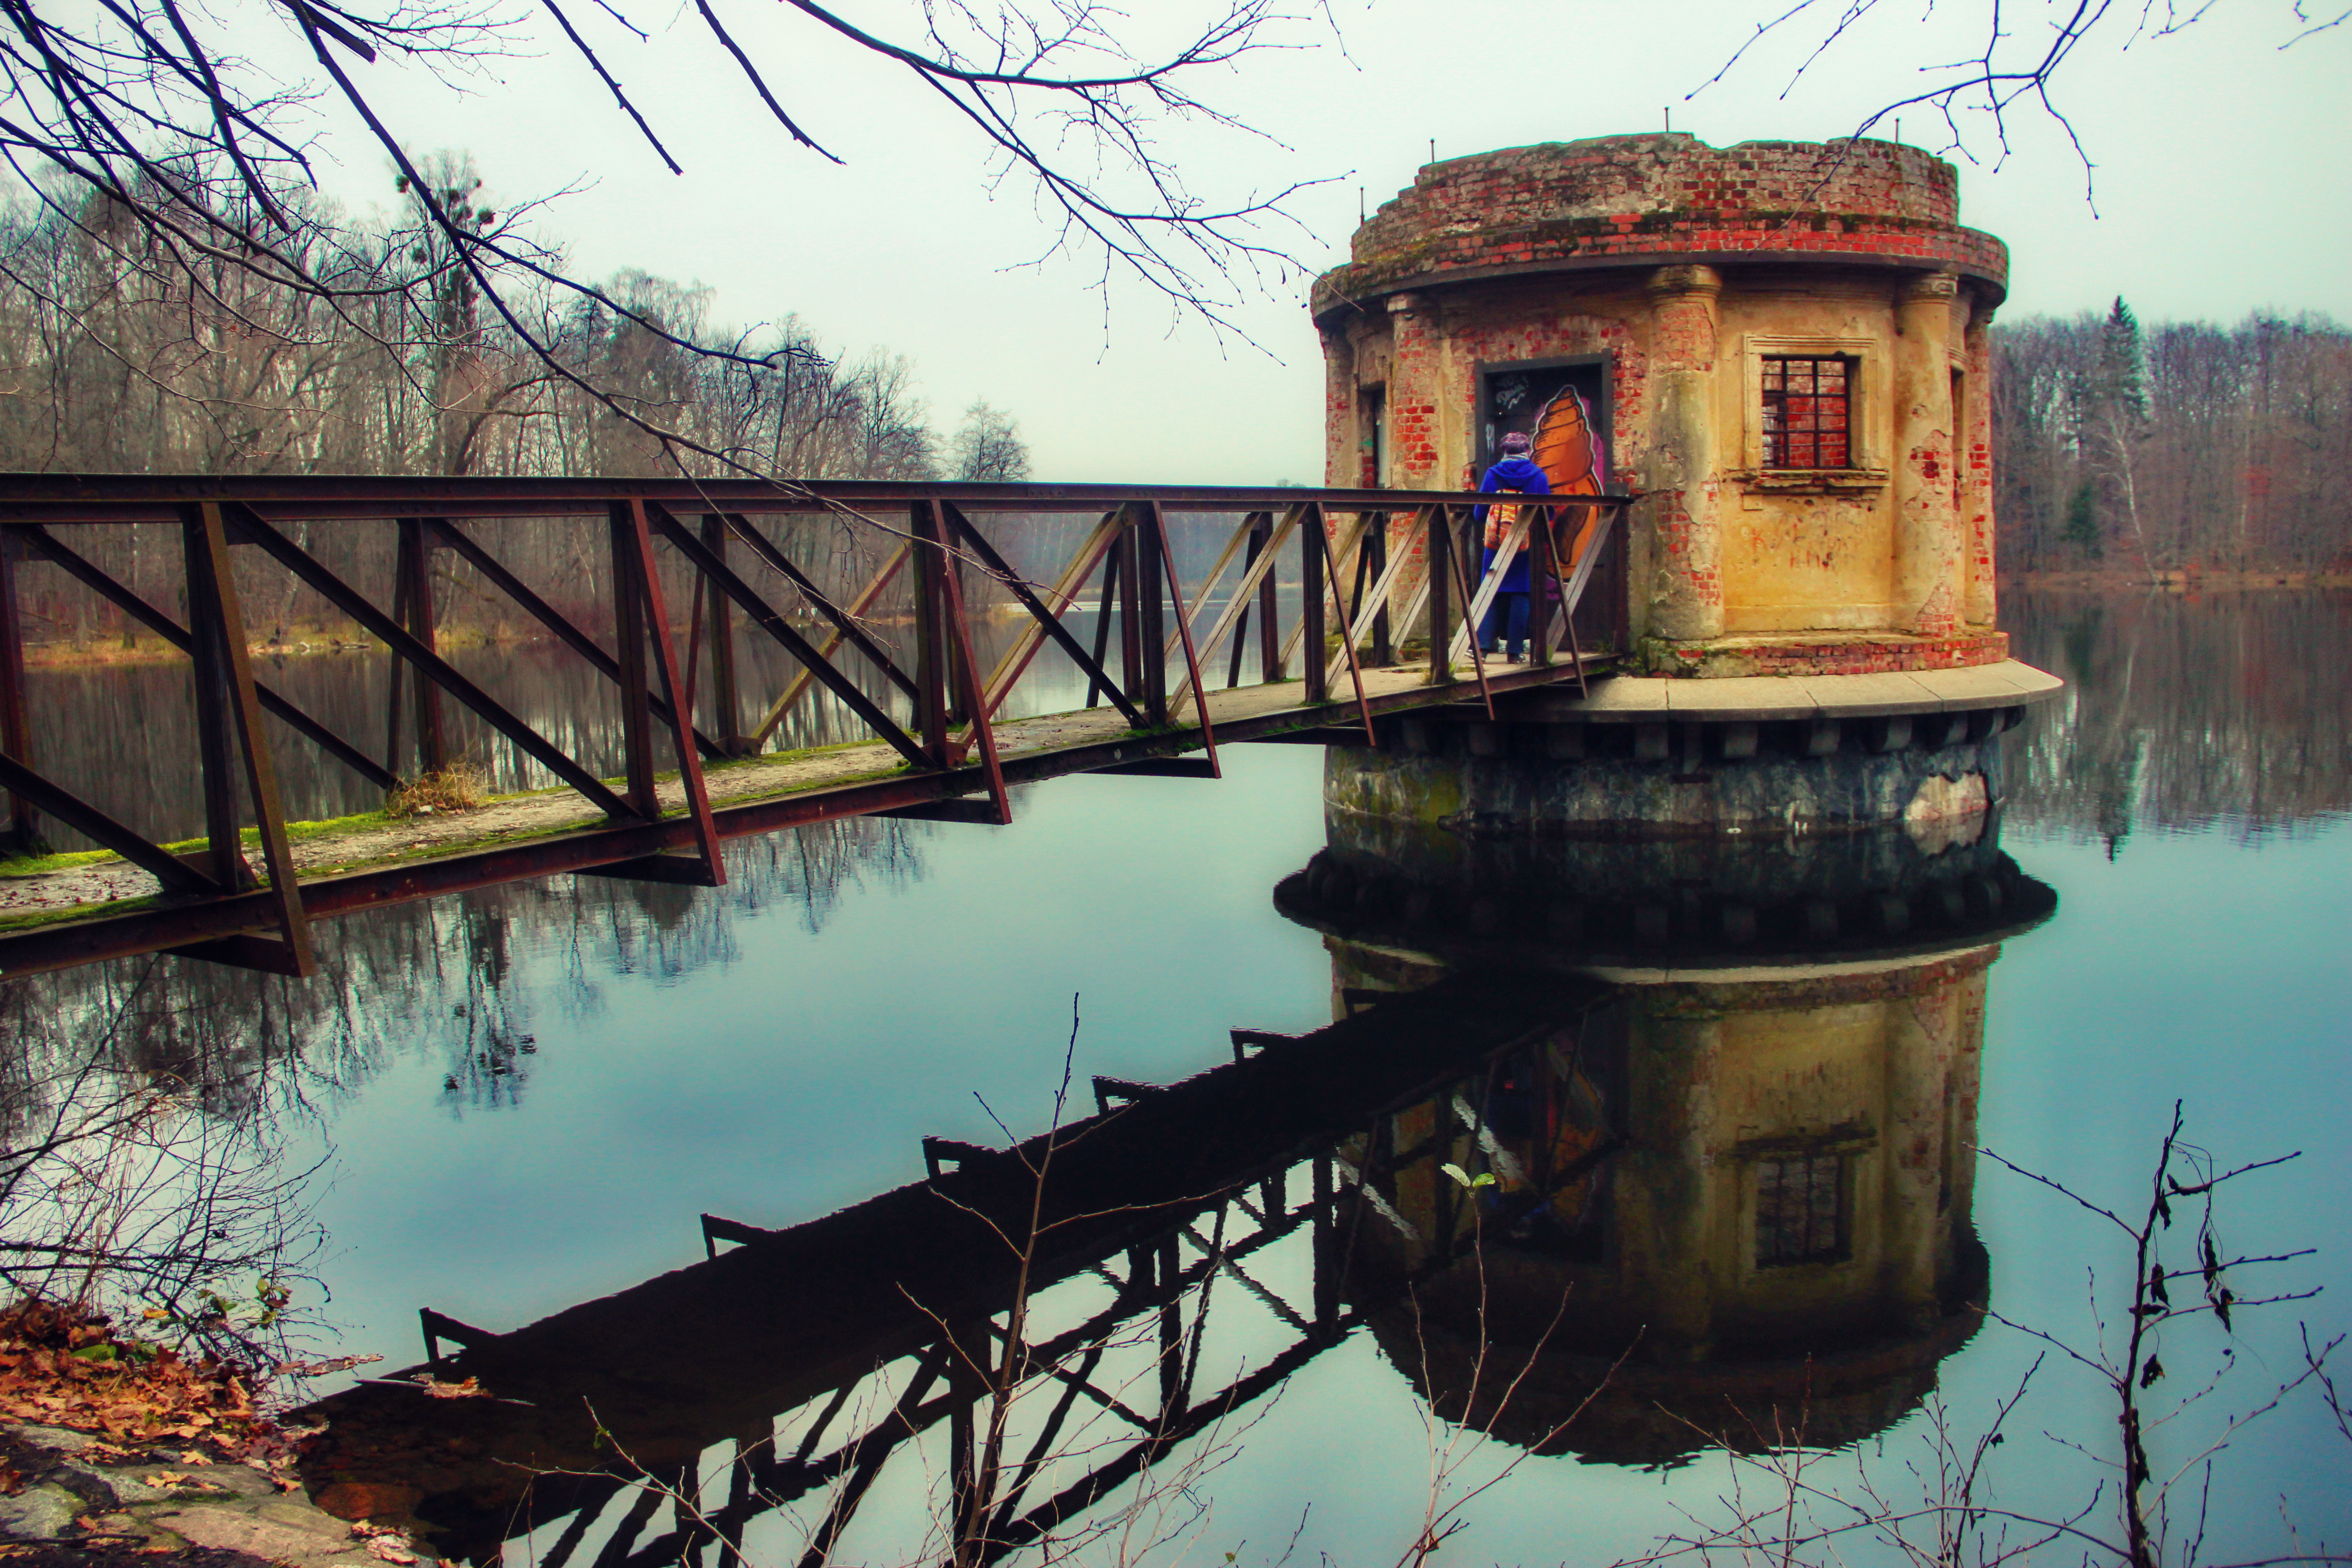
top-left (1642, 630), bottom-right (2011, 678)
top-left (1312, 133), bottom-right (2008, 318)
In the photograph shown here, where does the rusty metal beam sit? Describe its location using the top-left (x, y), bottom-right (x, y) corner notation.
top-left (1081, 546), bottom-right (1120, 712)
top-left (622, 500), bottom-right (724, 883)
top-left (1309, 503), bottom-right (1377, 745)
top-left (0, 656), bottom-right (1602, 980)
top-left (646, 504), bottom-right (931, 772)
top-left (698, 515), bottom-right (744, 754)
top-left (0, 531), bottom-right (38, 850)
top-left (935, 514), bottom-right (1012, 824)
top-left (608, 504), bottom-right (661, 819)
top-left (395, 519), bottom-right (448, 775)
top-left (719, 513), bottom-right (918, 703)
top-left (747, 542), bottom-right (909, 749)
top-left (939, 500), bottom-right (1140, 729)
top-left (0, 752), bottom-right (216, 893)
top-left (17, 525), bottom-right (397, 791)
top-left (1145, 501), bottom-right (1218, 775)
top-left (1440, 505), bottom-right (1496, 720)
top-left (428, 518), bottom-right (724, 760)
top-left (0, 473), bottom-right (1638, 524)
top-left (186, 502), bottom-right (314, 974)
top-left (225, 507), bottom-right (637, 819)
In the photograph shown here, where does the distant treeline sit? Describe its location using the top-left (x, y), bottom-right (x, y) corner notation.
top-left (0, 158), bottom-right (1030, 647)
top-left (2003, 588), bottom-right (2352, 846)
top-left (1992, 304), bottom-right (2352, 574)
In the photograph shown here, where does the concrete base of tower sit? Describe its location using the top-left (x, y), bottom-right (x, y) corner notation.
top-left (1333, 660), bottom-right (2063, 842)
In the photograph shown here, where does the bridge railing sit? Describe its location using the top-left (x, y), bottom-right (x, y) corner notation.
top-left (0, 476), bottom-right (1633, 976)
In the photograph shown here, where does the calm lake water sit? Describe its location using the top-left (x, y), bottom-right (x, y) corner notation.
top-left (7, 588), bottom-right (2349, 1565)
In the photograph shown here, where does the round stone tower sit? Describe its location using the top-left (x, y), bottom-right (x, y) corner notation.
top-left (1311, 132), bottom-right (2061, 838)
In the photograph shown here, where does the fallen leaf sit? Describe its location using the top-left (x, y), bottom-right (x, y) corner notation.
top-left (147, 1472), bottom-right (191, 1486)
top-left (177, 1450), bottom-right (212, 1465)
top-left (415, 1376), bottom-right (485, 1400)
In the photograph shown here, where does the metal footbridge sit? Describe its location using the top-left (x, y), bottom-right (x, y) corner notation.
top-left (0, 476), bottom-right (1629, 979)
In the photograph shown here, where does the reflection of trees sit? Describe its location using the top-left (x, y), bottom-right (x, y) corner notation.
top-left (7, 813), bottom-right (924, 1118)
top-left (2005, 590), bottom-right (2352, 843)
top-left (1, 813), bottom-right (923, 1334)
top-left (0, 963), bottom-right (331, 1356)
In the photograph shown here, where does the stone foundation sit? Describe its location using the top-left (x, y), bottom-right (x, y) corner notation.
top-left (1328, 725), bottom-right (2009, 841)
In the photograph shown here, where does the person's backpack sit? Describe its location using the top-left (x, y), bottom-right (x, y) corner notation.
top-left (1485, 487), bottom-right (1524, 550)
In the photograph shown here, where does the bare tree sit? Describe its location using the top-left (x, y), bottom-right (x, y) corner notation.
top-left (948, 397), bottom-right (1032, 483)
top-left (1694, 0), bottom-right (2346, 182)
top-left (1992, 308), bottom-right (2352, 577)
top-left (0, 0), bottom-right (1311, 468)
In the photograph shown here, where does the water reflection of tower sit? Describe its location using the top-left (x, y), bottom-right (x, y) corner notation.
top-left (1274, 809), bottom-right (2054, 1466)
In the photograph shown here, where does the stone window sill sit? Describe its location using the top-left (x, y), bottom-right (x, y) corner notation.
top-left (1739, 469), bottom-right (1890, 495)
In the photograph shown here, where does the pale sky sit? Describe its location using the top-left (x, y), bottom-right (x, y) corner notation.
top-left (184, 2), bottom-right (2352, 480)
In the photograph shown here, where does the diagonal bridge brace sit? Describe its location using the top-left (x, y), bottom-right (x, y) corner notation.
top-left (642, 503), bottom-right (933, 772)
top-left (222, 506), bottom-right (640, 820)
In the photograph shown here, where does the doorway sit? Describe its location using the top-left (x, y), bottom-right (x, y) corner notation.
top-left (1478, 356), bottom-right (1624, 652)
top-left (1480, 358), bottom-right (1610, 479)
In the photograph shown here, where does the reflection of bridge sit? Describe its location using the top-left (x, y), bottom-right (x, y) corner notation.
top-left (299, 976), bottom-right (1599, 1566)
top-left (296, 826), bottom-right (2052, 1565)
top-left (0, 477), bottom-right (1627, 979)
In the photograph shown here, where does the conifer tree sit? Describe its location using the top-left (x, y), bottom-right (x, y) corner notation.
top-left (2087, 296), bottom-right (2156, 577)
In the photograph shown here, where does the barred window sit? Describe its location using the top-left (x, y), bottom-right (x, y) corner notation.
top-left (1756, 1151), bottom-right (1846, 1266)
top-left (1761, 357), bottom-right (1852, 469)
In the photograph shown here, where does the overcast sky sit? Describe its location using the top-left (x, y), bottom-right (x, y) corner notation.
top-left (267, 1), bottom-right (2352, 480)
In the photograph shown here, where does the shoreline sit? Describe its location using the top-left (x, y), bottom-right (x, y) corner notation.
top-left (17, 604), bottom-right (1015, 670)
top-left (22, 627), bottom-right (557, 670)
top-left (2003, 569), bottom-right (2352, 592)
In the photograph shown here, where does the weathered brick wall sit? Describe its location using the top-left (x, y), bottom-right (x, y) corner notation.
top-left (1311, 132), bottom-right (2012, 675)
top-left (1312, 133), bottom-right (2007, 317)
top-left (1646, 630), bottom-right (2011, 677)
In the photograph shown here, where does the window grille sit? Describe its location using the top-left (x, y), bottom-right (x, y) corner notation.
top-left (1755, 1151), bottom-right (1846, 1266)
top-left (1760, 357), bottom-right (1852, 469)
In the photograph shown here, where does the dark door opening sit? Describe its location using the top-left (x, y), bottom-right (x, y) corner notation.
top-left (1478, 358), bottom-right (1624, 653)
top-left (1481, 360), bottom-right (1610, 478)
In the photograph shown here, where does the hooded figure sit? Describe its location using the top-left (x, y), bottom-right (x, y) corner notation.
top-left (1475, 430), bottom-right (1551, 659)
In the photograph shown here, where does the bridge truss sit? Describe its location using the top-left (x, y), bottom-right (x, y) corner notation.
top-left (0, 477), bottom-right (1628, 980)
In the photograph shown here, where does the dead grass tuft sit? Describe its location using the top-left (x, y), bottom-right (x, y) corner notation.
top-left (383, 764), bottom-right (485, 820)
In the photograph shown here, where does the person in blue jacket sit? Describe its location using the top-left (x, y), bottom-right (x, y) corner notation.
top-left (1476, 430), bottom-right (1551, 661)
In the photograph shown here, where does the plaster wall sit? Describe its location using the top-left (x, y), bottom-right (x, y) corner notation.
top-left (1329, 284), bottom-right (1660, 643)
top-left (1323, 269), bottom-right (1990, 647)
top-left (1715, 284), bottom-right (1902, 631)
